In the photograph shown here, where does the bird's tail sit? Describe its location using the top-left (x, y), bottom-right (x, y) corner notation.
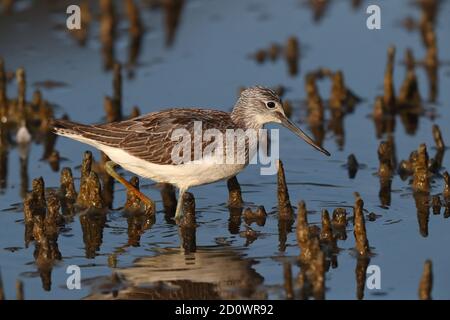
top-left (52, 119), bottom-right (103, 148)
top-left (52, 119), bottom-right (85, 137)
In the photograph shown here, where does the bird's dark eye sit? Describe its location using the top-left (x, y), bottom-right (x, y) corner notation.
top-left (266, 101), bottom-right (276, 109)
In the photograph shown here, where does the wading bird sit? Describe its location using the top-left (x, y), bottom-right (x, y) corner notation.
top-left (53, 86), bottom-right (330, 220)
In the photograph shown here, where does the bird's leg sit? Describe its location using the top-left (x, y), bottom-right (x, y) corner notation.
top-left (105, 161), bottom-right (154, 211)
top-left (174, 187), bottom-right (187, 221)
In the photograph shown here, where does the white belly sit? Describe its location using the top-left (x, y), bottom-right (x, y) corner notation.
top-left (60, 133), bottom-right (254, 189)
top-left (101, 145), bottom-right (247, 189)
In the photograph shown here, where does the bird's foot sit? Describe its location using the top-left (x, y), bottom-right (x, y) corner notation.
top-left (105, 161), bottom-right (155, 213)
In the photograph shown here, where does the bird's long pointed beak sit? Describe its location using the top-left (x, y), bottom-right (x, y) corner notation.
top-left (279, 116), bottom-right (331, 156)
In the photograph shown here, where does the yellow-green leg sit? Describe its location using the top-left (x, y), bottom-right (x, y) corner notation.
top-left (105, 161), bottom-right (155, 212)
top-left (174, 187), bottom-right (187, 221)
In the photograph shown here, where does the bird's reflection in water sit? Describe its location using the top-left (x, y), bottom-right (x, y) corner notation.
top-left (85, 246), bottom-right (266, 300)
top-left (86, 192), bottom-right (265, 299)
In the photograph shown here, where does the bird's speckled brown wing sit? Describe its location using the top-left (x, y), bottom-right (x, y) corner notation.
top-left (55, 108), bottom-right (240, 165)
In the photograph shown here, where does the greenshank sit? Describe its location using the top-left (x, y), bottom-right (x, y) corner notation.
top-left (53, 86), bottom-right (330, 219)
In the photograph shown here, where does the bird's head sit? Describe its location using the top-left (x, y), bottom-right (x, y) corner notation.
top-left (232, 86), bottom-right (330, 156)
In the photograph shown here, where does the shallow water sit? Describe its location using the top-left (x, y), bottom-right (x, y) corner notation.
top-left (1, 0), bottom-right (450, 299)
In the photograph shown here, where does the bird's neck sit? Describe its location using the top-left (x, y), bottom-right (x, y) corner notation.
top-left (231, 102), bottom-right (264, 131)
